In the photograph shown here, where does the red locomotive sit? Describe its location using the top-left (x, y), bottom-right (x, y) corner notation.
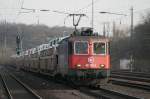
top-left (68, 36), bottom-right (110, 78)
top-left (13, 27), bottom-right (110, 85)
top-left (68, 30), bottom-right (110, 79)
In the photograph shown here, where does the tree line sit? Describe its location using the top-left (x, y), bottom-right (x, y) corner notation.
top-left (0, 22), bottom-right (73, 64)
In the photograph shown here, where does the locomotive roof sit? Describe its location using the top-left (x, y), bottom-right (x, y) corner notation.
top-left (69, 36), bottom-right (109, 42)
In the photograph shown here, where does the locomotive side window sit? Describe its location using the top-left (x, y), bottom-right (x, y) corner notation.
top-left (93, 42), bottom-right (106, 55)
top-left (74, 41), bottom-right (88, 55)
top-left (68, 42), bottom-right (73, 55)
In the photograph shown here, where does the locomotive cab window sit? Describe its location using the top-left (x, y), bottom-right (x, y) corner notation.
top-left (93, 42), bottom-right (106, 55)
top-left (74, 41), bottom-right (88, 55)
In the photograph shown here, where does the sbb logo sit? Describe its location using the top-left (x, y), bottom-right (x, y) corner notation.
top-left (88, 57), bottom-right (94, 64)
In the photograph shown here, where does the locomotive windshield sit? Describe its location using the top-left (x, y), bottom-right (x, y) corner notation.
top-left (93, 42), bottom-right (106, 54)
top-left (74, 41), bottom-right (88, 54)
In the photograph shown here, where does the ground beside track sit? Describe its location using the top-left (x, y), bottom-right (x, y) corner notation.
top-left (3, 66), bottom-right (96, 99)
top-left (106, 70), bottom-right (150, 99)
top-left (11, 68), bottom-right (150, 99)
top-left (101, 83), bottom-right (150, 99)
top-left (2, 65), bottom-right (150, 99)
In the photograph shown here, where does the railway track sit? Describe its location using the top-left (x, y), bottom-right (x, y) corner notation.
top-left (112, 71), bottom-right (150, 78)
top-left (30, 71), bottom-right (140, 99)
top-left (110, 71), bottom-right (150, 91)
top-left (30, 74), bottom-right (141, 99)
top-left (5, 66), bottom-right (141, 99)
top-left (50, 76), bottom-right (141, 99)
top-left (111, 74), bottom-right (150, 82)
top-left (79, 87), bottom-right (141, 99)
top-left (0, 74), bottom-right (10, 99)
top-left (0, 70), bottom-right (42, 99)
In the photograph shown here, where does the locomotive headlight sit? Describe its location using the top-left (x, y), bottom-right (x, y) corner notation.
top-left (99, 64), bottom-right (105, 68)
top-left (76, 64), bottom-right (81, 67)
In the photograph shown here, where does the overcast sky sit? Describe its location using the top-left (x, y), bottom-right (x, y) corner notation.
top-left (0, 0), bottom-right (150, 33)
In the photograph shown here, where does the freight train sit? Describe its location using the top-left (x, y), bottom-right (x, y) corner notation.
top-left (11, 27), bottom-right (110, 85)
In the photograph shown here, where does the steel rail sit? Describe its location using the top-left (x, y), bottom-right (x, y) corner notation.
top-left (111, 74), bottom-right (150, 83)
top-left (8, 72), bottom-right (43, 99)
top-left (110, 78), bottom-right (150, 91)
top-left (0, 74), bottom-right (13, 99)
top-left (111, 71), bottom-right (150, 78)
top-left (99, 88), bottom-right (141, 99)
top-left (79, 87), bottom-right (141, 99)
top-left (110, 71), bottom-right (150, 91)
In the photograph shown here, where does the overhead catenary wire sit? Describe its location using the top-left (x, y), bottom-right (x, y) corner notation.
top-left (74, 0), bottom-right (100, 13)
top-left (1, 0), bottom-right (150, 17)
top-left (2, 0), bottom-right (150, 32)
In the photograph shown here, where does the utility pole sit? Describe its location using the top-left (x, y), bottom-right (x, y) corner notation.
top-left (103, 22), bottom-right (106, 37)
top-left (18, 25), bottom-right (23, 52)
top-left (106, 22), bottom-right (110, 37)
top-left (36, 16), bottom-right (39, 25)
top-left (92, 0), bottom-right (94, 30)
top-left (130, 6), bottom-right (134, 72)
top-left (113, 21), bottom-right (116, 39)
top-left (131, 7), bottom-right (133, 40)
top-left (1, 27), bottom-right (4, 62)
top-left (0, 31), bottom-right (1, 61)
top-left (0, 29), bottom-right (4, 63)
top-left (4, 20), bottom-right (7, 60)
top-left (16, 35), bottom-right (21, 55)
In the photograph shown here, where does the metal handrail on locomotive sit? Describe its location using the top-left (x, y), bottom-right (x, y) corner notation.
top-left (12, 27), bottom-right (110, 85)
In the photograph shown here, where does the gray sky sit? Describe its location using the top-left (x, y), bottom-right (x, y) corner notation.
top-left (0, 0), bottom-right (150, 33)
